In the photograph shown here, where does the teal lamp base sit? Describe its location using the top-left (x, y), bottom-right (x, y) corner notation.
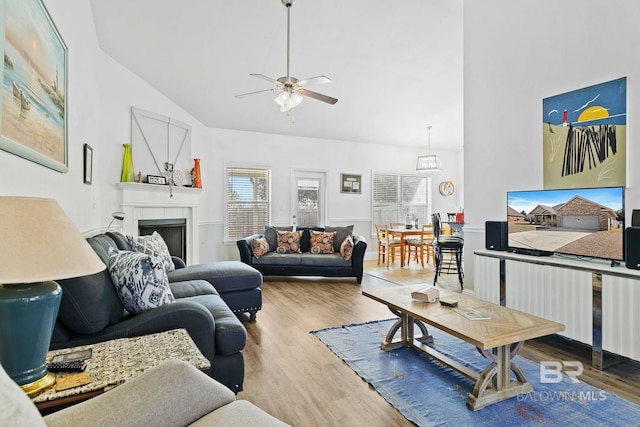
top-left (0, 281), bottom-right (62, 396)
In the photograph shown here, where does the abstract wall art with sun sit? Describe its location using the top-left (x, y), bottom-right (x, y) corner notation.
top-left (542, 77), bottom-right (626, 189)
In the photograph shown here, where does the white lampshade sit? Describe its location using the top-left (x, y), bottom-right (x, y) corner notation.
top-left (0, 197), bottom-right (105, 284)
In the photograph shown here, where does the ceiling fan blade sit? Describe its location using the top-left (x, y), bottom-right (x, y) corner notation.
top-left (250, 73), bottom-right (280, 84)
top-left (235, 88), bottom-right (277, 98)
top-left (300, 89), bottom-right (338, 105)
top-left (296, 76), bottom-right (331, 87)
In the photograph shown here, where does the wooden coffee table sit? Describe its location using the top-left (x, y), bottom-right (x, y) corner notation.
top-left (363, 285), bottom-right (564, 410)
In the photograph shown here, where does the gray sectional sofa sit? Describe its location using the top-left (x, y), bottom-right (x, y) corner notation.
top-left (237, 226), bottom-right (367, 283)
top-left (107, 232), bottom-right (263, 320)
top-left (50, 232), bottom-right (262, 393)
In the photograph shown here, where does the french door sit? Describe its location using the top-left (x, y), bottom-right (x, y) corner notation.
top-left (290, 170), bottom-right (326, 227)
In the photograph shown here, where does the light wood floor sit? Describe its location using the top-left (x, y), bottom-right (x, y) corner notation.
top-left (236, 259), bottom-right (640, 426)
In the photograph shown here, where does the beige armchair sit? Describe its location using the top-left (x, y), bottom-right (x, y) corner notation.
top-left (1, 360), bottom-right (289, 427)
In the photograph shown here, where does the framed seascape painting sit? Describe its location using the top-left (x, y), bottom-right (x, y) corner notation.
top-left (0, 0), bottom-right (68, 172)
top-left (542, 77), bottom-right (626, 189)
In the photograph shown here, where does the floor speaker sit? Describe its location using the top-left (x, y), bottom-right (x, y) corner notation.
top-left (625, 227), bottom-right (640, 269)
top-left (485, 221), bottom-right (508, 251)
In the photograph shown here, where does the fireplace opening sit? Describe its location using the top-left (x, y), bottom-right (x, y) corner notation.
top-left (138, 218), bottom-right (187, 261)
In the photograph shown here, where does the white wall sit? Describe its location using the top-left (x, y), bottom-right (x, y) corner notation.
top-left (464, 0), bottom-right (640, 291)
top-left (0, 0), bottom-right (213, 234)
top-left (0, 0), bottom-right (463, 263)
top-left (194, 128), bottom-right (463, 261)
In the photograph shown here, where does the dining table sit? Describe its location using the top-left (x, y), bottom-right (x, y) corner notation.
top-left (387, 226), bottom-right (432, 267)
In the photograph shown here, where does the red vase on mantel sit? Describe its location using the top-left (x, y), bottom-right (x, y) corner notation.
top-left (192, 158), bottom-right (202, 188)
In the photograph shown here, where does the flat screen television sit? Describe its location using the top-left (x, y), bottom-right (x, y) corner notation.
top-left (506, 186), bottom-right (625, 262)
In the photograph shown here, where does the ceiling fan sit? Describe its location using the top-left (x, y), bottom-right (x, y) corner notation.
top-left (235, 0), bottom-right (338, 112)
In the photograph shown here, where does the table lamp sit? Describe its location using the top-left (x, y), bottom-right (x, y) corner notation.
top-left (0, 197), bottom-right (105, 396)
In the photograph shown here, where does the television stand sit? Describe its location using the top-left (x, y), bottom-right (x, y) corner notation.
top-left (509, 248), bottom-right (554, 257)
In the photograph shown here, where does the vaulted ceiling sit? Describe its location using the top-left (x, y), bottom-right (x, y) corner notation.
top-left (89, 0), bottom-right (463, 151)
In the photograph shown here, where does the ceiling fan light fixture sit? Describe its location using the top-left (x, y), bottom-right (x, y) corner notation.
top-left (236, 0), bottom-right (337, 110)
top-left (274, 91), bottom-right (304, 112)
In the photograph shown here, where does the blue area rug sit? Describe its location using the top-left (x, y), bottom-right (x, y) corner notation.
top-left (311, 319), bottom-right (640, 427)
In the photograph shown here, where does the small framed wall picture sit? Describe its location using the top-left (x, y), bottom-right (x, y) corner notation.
top-left (340, 173), bottom-right (361, 194)
top-left (147, 175), bottom-right (167, 185)
top-left (83, 144), bottom-right (93, 185)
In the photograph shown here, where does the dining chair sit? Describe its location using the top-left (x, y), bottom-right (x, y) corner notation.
top-left (432, 213), bottom-right (464, 288)
top-left (405, 225), bottom-right (434, 267)
top-left (375, 224), bottom-right (402, 267)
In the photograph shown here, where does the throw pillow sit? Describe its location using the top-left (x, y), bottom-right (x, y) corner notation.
top-left (324, 225), bottom-right (354, 252)
top-left (340, 235), bottom-right (354, 261)
top-left (310, 230), bottom-right (336, 254)
top-left (275, 230), bottom-right (302, 253)
top-left (264, 226), bottom-right (293, 252)
top-left (108, 248), bottom-right (175, 315)
top-left (127, 231), bottom-right (175, 272)
top-left (297, 227), bottom-right (325, 252)
top-left (251, 236), bottom-right (270, 259)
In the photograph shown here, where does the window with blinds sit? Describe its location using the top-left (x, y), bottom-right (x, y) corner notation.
top-left (372, 172), bottom-right (431, 232)
top-left (226, 167), bottom-right (271, 240)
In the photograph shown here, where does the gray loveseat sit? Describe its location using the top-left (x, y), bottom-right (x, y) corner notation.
top-left (2, 359), bottom-right (289, 426)
top-left (50, 232), bottom-right (254, 393)
top-left (237, 226), bottom-right (367, 283)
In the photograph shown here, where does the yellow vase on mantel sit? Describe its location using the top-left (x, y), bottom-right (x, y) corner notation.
top-left (120, 143), bottom-right (135, 182)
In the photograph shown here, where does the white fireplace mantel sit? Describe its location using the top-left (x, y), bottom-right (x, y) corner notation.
top-left (117, 182), bottom-right (202, 265)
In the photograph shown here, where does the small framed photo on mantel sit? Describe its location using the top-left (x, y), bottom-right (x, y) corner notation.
top-left (340, 173), bottom-right (361, 194)
top-left (147, 175), bottom-right (167, 185)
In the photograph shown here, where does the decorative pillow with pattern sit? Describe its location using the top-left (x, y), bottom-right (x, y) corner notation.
top-left (276, 230), bottom-right (302, 253)
top-left (251, 236), bottom-right (270, 259)
top-left (264, 226), bottom-right (293, 252)
top-left (310, 230), bottom-right (336, 254)
top-left (324, 225), bottom-right (354, 252)
top-left (127, 231), bottom-right (175, 272)
top-left (108, 248), bottom-right (175, 314)
top-left (340, 235), bottom-right (354, 261)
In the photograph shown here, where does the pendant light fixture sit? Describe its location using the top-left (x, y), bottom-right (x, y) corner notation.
top-left (416, 125), bottom-right (442, 172)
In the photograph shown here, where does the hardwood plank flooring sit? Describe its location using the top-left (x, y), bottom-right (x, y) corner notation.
top-left (236, 259), bottom-right (640, 426)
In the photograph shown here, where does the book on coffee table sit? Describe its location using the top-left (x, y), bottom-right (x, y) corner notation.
top-left (454, 306), bottom-right (491, 321)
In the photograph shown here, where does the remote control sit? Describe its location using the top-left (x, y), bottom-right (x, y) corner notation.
top-left (47, 360), bottom-right (87, 372)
